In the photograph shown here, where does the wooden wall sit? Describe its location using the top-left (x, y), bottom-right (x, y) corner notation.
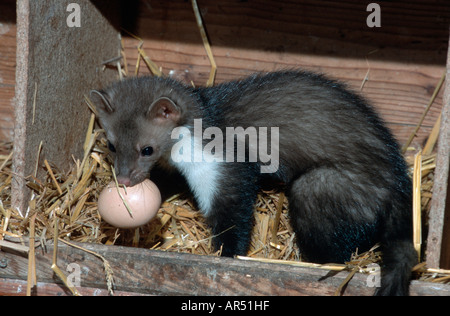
top-left (119, 0), bottom-right (449, 150)
top-left (0, 0), bottom-right (15, 143)
top-left (1, 0), bottom-right (449, 149)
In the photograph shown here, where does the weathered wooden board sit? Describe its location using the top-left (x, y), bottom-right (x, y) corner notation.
top-left (427, 33), bottom-right (450, 269)
top-left (12, 0), bottom-right (121, 213)
top-left (0, 0), bottom-right (16, 142)
top-left (1, 241), bottom-right (450, 296)
top-left (0, 278), bottom-right (148, 296)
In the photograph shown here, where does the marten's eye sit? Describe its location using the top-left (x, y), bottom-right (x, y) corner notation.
top-left (141, 146), bottom-right (153, 157)
top-left (108, 141), bottom-right (116, 153)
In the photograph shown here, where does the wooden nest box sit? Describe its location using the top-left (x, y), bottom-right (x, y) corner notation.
top-left (1, 0), bottom-right (450, 296)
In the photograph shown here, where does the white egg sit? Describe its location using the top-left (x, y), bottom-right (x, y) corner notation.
top-left (98, 179), bottom-right (161, 229)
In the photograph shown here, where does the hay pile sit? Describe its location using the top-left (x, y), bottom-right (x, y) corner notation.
top-left (0, 127), bottom-right (298, 260)
top-left (0, 142), bottom-right (12, 210)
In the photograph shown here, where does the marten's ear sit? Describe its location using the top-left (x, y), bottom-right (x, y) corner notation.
top-left (147, 97), bottom-right (181, 124)
top-left (90, 90), bottom-right (114, 114)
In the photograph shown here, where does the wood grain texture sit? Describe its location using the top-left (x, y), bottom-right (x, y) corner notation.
top-left (1, 241), bottom-right (450, 296)
top-left (427, 32), bottom-right (450, 269)
top-left (0, 0), bottom-right (16, 142)
top-left (0, 278), bottom-right (149, 296)
top-left (12, 0), bottom-right (121, 213)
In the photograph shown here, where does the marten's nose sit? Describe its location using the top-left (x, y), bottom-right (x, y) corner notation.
top-left (117, 176), bottom-right (131, 187)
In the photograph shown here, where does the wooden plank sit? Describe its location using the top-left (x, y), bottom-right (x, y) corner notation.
top-left (131, 0), bottom-right (450, 61)
top-left (0, 278), bottom-right (150, 296)
top-left (12, 0), bottom-right (121, 213)
top-left (0, 0), bottom-right (16, 142)
top-left (427, 29), bottom-right (450, 269)
top-left (0, 85), bottom-right (14, 142)
top-left (1, 241), bottom-right (450, 296)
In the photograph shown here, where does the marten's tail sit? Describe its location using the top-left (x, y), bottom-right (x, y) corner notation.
top-left (375, 200), bottom-right (417, 297)
top-left (375, 240), bottom-right (416, 296)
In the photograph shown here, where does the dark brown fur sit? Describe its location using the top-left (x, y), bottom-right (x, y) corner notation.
top-left (91, 70), bottom-right (416, 295)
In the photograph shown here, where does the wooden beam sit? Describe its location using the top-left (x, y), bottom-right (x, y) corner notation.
top-left (0, 0), bottom-right (16, 142)
top-left (1, 241), bottom-right (450, 296)
top-left (12, 0), bottom-right (121, 213)
top-left (0, 278), bottom-right (149, 296)
top-left (427, 28), bottom-right (450, 269)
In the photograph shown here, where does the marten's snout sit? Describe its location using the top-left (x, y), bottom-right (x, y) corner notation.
top-left (116, 176), bottom-right (131, 187)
